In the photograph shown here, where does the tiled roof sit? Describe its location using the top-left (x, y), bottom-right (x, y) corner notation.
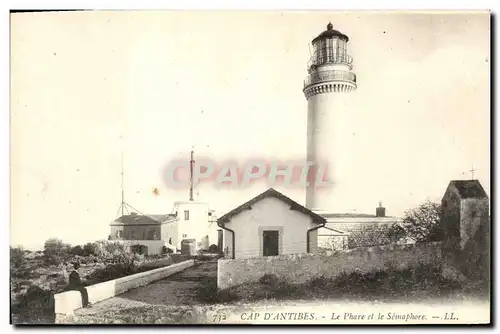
top-left (449, 180), bottom-right (488, 199)
top-left (111, 213), bottom-right (177, 225)
top-left (318, 226), bottom-right (348, 234)
top-left (218, 188), bottom-right (326, 225)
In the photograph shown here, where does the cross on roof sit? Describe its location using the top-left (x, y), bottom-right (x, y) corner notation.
top-left (469, 165), bottom-right (476, 180)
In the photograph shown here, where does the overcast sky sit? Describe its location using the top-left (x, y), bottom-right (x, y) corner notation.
top-left (11, 11), bottom-right (490, 249)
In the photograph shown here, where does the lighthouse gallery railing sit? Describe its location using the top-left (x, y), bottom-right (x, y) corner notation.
top-left (304, 70), bottom-right (357, 88)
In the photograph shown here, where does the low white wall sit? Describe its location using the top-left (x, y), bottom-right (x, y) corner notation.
top-left (54, 260), bottom-right (194, 317)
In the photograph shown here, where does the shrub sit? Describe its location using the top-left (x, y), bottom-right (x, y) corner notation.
top-left (273, 277), bottom-right (295, 298)
top-left (259, 273), bottom-right (280, 286)
top-left (10, 247), bottom-right (25, 267)
top-left (208, 244), bottom-right (219, 253)
top-left (17, 285), bottom-right (54, 310)
top-left (83, 242), bottom-right (99, 256)
top-left (44, 238), bottom-right (71, 257)
top-left (70, 245), bottom-right (84, 256)
top-left (44, 254), bottom-right (63, 266)
top-left (103, 241), bottom-right (125, 256)
top-left (86, 261), bottom-right (137, 283)
top-left (402, 201), bottom-right (443, 243)
top-left (348, 223), bottom-right (407, 249)
top-left (308, 275), bottom-right (333, 289)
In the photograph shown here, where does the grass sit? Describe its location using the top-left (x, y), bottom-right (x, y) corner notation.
top-left (217, 264), bottom-right (488, 303)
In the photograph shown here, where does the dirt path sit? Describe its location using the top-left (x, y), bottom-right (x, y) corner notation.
top-left (75, 259), bottom-right (217, 317)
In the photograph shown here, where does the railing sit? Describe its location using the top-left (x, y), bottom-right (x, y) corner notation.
top-left (304, 70), bottom-right (357, 88)
top-left (307, 53), bottom-right (353, 69)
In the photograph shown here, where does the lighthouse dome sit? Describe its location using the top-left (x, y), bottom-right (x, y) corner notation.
top-left (312, 22), bottom-right (349, 43)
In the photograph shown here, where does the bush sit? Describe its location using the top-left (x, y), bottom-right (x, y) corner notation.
top-left (103, 241), bottom-right (125, 256)
top-left (44, 238), bottom-right (71, 257)
top-left (10, 247), bottom-right (25, 267)
top-left (402, 201), bottom-right (443, 243)
top-left (87, 261), bottom-right (137, 283)
top-left (348, 223), bottom-right (407, 249)
top-left (44, 254), bottom-right (63, 266)
top-left (70, 245), bottom-right (84, 256)
top-left (308, 275), bottom-right (333, 289)
top-left (161, 246), bottom-right (173, 255)
top-left (17, 285), bottom-right (54, 310)
top-left (83, 242), bottom-right (99, 256)
top-left (208, 244), bottom-right (219, 253)
top-left (259, 273), bottom-right (280, 286)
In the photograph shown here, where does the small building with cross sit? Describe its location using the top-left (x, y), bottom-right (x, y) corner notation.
top-left (440, 179), bottom-right (489, 280)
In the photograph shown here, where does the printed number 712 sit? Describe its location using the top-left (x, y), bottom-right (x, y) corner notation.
top-left (212, 314), bottom-right (227, 322)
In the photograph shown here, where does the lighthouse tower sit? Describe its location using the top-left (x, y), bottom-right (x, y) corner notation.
top-left (304, 23), bottom-right (357, 213)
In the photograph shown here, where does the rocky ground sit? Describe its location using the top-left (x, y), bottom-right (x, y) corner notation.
top-left (68, 260), bottom-right (490, 325)
top-left (10, 252), bottom-right (189, 324)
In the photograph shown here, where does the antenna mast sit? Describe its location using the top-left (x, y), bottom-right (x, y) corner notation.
top-left (113, 135), bottom-right (149, 219)
top-left (189, 150), bottom-right (195, 201)
top-left (121, 151), bottom-right (125, 216)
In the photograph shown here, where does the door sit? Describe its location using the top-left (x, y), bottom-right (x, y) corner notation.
top-left (263, 230), bottom-right (279, 256)
top-left (217, 229), bottom-right (223, 252)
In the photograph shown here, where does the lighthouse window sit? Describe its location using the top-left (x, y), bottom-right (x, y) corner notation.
top-left (184, 210), bottom-right (190, 221)
top-left (315, 40), bottom-right (325, 64)
top-left (338, 39), bottom-right (347, 61)
top-left (332, 38), bottom-right (339, 61)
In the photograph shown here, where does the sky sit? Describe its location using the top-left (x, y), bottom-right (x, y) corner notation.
top-left (10, 11), bottom-right (490, 250)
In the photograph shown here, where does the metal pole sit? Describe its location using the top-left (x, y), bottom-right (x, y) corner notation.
top-left (189, 150), bottom-right (194, 201)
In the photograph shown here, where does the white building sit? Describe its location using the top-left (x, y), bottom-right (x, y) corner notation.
top-left (168, 200), bottom-right (218, 251)
top-left (109, 150), bottom-right (219, 255)
top-left (109, 203), bottom-right (218, 255)
top-left (217, 188), bottom-right (326, 259)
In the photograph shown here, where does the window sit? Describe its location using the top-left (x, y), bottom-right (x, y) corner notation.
top-left (184, 210), bottom-right (190, 221)
top-left (182, 234), bottom-right (187, 238)
top-left (116, 230), bottom-right (122, 238)
top-left (208, 212), bottom-right (212, 216)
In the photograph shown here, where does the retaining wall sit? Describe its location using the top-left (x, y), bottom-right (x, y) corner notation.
top-left (55, 259), bottom-right (194, 320)
top-left (218, 242), bottom-right (442, 290)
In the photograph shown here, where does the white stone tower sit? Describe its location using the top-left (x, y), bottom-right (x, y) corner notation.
top-left (304, 23), bottom-right (357, 212)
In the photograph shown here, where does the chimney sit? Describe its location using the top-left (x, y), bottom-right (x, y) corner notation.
top-left (376, 201), bottom-right (386, 217)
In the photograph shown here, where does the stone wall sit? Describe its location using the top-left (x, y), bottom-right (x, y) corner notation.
top-left (217, 242), bottom-right (442, 290)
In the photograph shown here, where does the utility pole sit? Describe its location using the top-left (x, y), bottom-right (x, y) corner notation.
top-left (121, 151), bottom-right (125, 216)
top-left (189, 150), bottom-right (195, 201)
